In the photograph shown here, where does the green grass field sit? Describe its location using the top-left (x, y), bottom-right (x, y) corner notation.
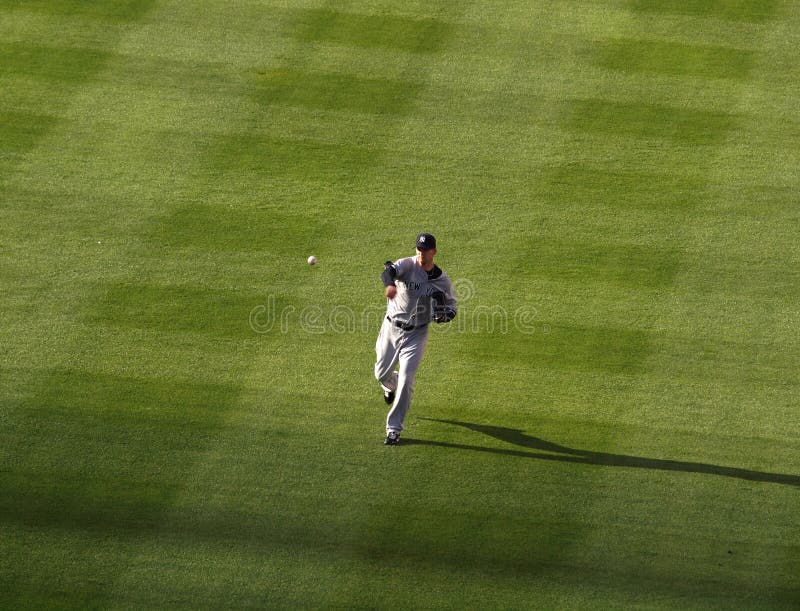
top-left (2, 0), bottom-right (799, 608)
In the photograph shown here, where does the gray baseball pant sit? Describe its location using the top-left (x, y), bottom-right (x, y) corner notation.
top-left (374, 318), bottom-right (429, 434)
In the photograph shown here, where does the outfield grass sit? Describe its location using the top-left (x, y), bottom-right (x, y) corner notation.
top-left (1, 0), bottom-right (799, 608)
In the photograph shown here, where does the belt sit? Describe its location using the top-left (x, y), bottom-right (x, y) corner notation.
top-left (387, 316), bottom-right (428, 332)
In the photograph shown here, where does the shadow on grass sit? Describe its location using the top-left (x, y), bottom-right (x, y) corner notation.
top-left (411, 419), bottom-right (800, 488)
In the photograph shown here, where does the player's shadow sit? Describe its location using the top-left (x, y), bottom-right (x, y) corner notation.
top-left (409, 418), bottom-right (800, 488)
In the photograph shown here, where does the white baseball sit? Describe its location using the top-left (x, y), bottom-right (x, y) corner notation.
top-left (307, 255), bottom-right (317, 265)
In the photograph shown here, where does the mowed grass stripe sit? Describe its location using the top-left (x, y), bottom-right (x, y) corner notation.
top-left (527, 239), bottom-right (682, 288)
top-left (288, 7), bottom-right (453, 54)
top-left (0, 42), bottom-right (110, 82)
top-left (251, 68), bottom-right (423, 116)
top-left (91, 282), bottom-right (274, 339)
top-left (208, 132), bottom-right (381, 182)
top-left (565, 99), bottom-right (738, 144)
top-left (628, 0), bottom-right (780, 23)
top-left (597, 39), bottom-right (755, 79)
top-left (1, 0), bottom-right (158, 21)
top-left (0, 110), bottom-right (60, 154)
top-left (533, 166), bottom-right (705, 210)
top-left (461, 324), bottom-right (651, 374)
top-left (150, 203), bottom-right (330, 253)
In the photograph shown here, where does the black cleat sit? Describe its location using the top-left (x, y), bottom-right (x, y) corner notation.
top-left (384, 431), bottom-right (400, 446)
top-left (383, 390), bottom-right (395, 405)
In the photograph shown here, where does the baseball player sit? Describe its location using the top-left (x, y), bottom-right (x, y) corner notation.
top-left (375, 233), bottom-right (457, 445)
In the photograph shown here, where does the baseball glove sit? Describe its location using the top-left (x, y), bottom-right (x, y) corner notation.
top-left (431, 290), bottom-right (456, 323)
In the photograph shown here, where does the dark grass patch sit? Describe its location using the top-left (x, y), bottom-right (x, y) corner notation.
top-left (208, 133), bottom-right (379, 182)
top-left (1, 369), bottom-right (241, 531)
top-left (565, 99), bottom-right (737, 145)
top-left (289, 8), bottom-right (453, 54)
top-left (526, 239), bottom-right (681, 288)
top-left (597, 39), bottom-right (755, 80)
top-left (22, 369), bottom-right (239, 430)
top-left (335, 503), bottom-right (595, 577)
top-left (0, 42), bottom-right (109, 83)
top-left (627, 0), bottom-right (779, 23)
top-left (251, 68), bottom-right (422, 116)
top-left (150, 204), bottom-right (328, 254)
top-left (0, 110), bottom-right (60, 154)
top-left (1, 0), bottom-right (158, 21)
top-left (90, 283), bottom-right (272, 338)
top-left (534, 166), bottom-right (704, 210)
top-left (1, 470), bottom-right (182, 533)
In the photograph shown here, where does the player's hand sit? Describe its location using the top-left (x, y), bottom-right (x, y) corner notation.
top-left (385, 285), bottom-right (397, 300)
top-left (434, 307), bottom-right (456, 323)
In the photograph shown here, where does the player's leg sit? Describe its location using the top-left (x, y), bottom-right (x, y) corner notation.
top-left (386, 327), bottom-right (429, 434)
top-left (374, 318), bottom-right (399, 395)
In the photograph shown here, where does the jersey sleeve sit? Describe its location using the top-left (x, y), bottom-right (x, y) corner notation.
top-left (393, 257), bottom-right (414, 280)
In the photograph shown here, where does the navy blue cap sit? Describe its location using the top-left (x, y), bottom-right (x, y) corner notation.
top-left (415, 233), bottom-right (436, 250)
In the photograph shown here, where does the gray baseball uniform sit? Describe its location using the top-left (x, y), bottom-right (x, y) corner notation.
top-left (375, 255), bottom-right (457, 435)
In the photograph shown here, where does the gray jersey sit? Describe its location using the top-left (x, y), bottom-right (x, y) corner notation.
top-left (386, 256), bottom-right (457, 327)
